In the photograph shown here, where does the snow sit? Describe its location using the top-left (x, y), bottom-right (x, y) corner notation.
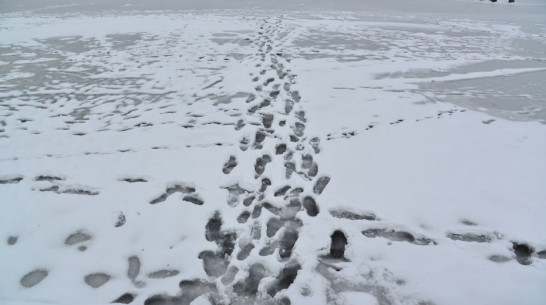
top-left (1, 1), bottom-right (545, 305)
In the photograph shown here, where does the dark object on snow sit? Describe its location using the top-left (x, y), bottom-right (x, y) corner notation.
top-left (513, 242), bottom-right (534, 265)
top-left (330, 230), bottom-right (348, 259)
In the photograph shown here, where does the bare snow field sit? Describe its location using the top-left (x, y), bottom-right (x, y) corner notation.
top-left (1, 1), bottom-right (545, 305)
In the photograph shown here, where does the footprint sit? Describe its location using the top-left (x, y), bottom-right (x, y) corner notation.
top-left (112, 293), bottom-right (136, 304)
top-left (279, 228), bottom-right (299, 259)
top-left (261, 113), bottom-right (274, 128)
top-left (313, 177), bottom-right (330, 195)
top-left (0, 176), bottom-right (24, 184)
top-left (7, 235), bottom-right (18, 245)
top-left (147, 270), bottom-right (180, 279)
top-left (329, 209), bottom-right (376, 221)
top-left (224, 184), bottom-right (249, 206)
top-left (183, 194), bottom-right (204, 205)
top-left (20, 269), bottom-right (48, 288)
top-left (221, 266), bottom-right (239, 285)
top-left (270, 90), bottom-right (280, 99)
top-left (114, 212), bottom-right (126, 227)
top-left (120, 177), bottom-right (147, 183)
top-left (263, 77), bottom-right (275, 86)
top-left (301, 154), bottom-right (313, 169)
top-left (267, 263), bottom-right (301, 297)
top-left (235, 119), bottom-right (245, 130)
top-left (266, 217), bottom-right (283, 237)
top-left (237, 243), bottom-right (255, 260)
top-left (447, 232), bottom-right (492, 243)
top-left (255, 155), bottom-right (272, 175)
top-left (284, 100), bottom-right (294, 114)
top-left (178, 279), bottom-right (218, 304)
top-left (303, 197), bottom-right (319, 217)
top-left (488, 255), bottom-right (511, 263)
top-left (237, 211), bottom-right (251, 223)
top-left (34, 175), bottom-right (64, 182)
top-left (285, 162), bottom-right (296, 179)
top-left (222, 156), bottom-right (238, 174)
top-left (84, 273), bottom-right (110, 288)
top-left (243, 196), bottom-right (255, 207)
top-left (274, 185), bottom-right (291, 197)
top-left (275, 143), bottom-right (287, 155)
top-left (199, 251), bottom-right (229, 278)
top-left (252, 205), bottom-right (262, 218)
top-left (513, 242), bottom-right (534, 265)
top-left (65, 230), bottom-right (92, 246)
top-left (308, 163), bottom-right (318, 177)
top-left (149, 183), bottom-right (195, 204)
top-left (295, 111), bottom-right (306, 122)
top-left (233, 263), bottom-right (267, 296)
top-left (246, 94), bottom-right (256, 103)
top-left (253, 131), bottom-right (267, 148)
top-left (330, 230), bottom-right (348, 259)
top-left (240, 137), bottom-right (250, 151)
top-left (362, 228), bottom-right (435, 245)
top-left (259, 178), bottom-right (272, 192)
top-left (309, 137), bottom-right (321, 153)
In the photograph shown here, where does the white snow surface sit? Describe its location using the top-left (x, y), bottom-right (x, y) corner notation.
top-left (1, 1), bottom-right (545, 305)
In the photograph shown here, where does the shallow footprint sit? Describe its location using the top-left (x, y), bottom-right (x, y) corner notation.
top-left (20, 269), bottom-right (48, 288)
top-left (84, 273), bottom-right (110, 288)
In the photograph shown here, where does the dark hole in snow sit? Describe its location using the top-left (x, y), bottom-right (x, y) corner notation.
top-left (513, 242), bottom-right (534, 265)
top-left (330, 230), bottom-right (348, 259)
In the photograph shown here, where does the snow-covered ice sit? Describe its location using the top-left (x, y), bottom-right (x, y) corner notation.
top-left (1, 1), bottom-right (545, 305)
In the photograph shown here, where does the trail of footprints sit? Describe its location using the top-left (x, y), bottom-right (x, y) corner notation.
top-left (5, 15), bottom-right (545, 305)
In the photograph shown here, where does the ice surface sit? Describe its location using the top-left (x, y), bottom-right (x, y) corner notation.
top-left (1, 1), bottom-right (545, 305)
